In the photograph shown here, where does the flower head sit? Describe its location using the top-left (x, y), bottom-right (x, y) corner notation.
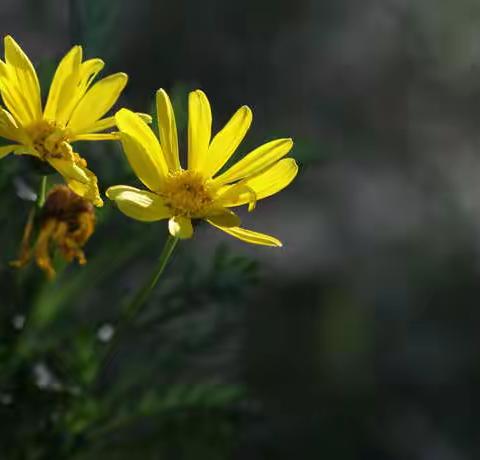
top-left (107, 89), bottom-right (298, 246)
top-left (11, 185), bottom-right (95, 279)
top-left (0, 35), bottom-right (130, 207)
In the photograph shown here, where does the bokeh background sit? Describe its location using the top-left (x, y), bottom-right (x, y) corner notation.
top-left (2, 0), bottom-right (480, 459)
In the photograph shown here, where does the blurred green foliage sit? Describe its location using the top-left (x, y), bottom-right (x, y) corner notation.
top-left (0, 171), bottom-right (257, 458)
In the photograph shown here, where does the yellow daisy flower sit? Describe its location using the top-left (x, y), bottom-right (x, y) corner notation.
top-left (107, 89), bottom-right (298, 246)
top-left (0, 35), bottom-right (130, 207)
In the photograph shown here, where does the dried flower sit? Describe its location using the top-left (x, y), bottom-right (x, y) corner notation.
top-left (12, 185), bottom-right (95, 279)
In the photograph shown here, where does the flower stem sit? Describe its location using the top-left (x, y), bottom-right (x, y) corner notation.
top-left (37, 175), bottom-right (47, 208)
top-left (98, 235), bottom-right (179, 377)
top-left (123, 235), bottom-right (179, 320)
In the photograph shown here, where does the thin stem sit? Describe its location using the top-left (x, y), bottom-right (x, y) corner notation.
top-left (37, 175), bottom-right (47, 208)
top-left (98, 235), bottom-right (179, 377)
top-left (124, 235), bottom-right (179, 320)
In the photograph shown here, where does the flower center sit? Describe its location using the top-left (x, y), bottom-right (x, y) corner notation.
top-left (161, 170), bottom-right (214, 217)
top-left (26, 120), bottom-right (71, 160)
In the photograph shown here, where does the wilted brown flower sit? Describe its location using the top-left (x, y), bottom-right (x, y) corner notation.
top-left (11, 185), bottom-right (95, 279)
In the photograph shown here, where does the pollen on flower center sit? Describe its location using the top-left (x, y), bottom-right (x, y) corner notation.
top-left (26, 120), bottom-right (71, 160)
top-left (161, 170), bottom-right (214, 217)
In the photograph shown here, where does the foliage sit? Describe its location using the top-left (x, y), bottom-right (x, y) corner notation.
top-left (0, 173), bottom-right (258, 458)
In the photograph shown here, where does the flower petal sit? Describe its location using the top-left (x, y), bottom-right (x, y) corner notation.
top-left (115, 109), bottom-right (168, 177)
top-left (205, 106), bottom-right (252, 178)
top-left (44, 45), bottom-right (83, 122)
top-left (3, 36), bottom-right (42, 122)
top-left (115, 109), bottom-right (169, 186)
top-left (188, 89), bottom-right (211, 172)
top-left (116, 109), bottom-right (164, 160)
top-left (169, 216), bottom-right (193, 239)
top-left (61, 58), bottom-right (106, 126)
top-left (0, 107), bottom-right (26, 143)
top-left (207, 209), bottom-right (241, 228)
top-left (0, 66), bottom-right (32, 125)
top-left (212, 138), bottom-right (293, 185)
top-left (48, 158), bottom-right (89, 183)
top-left (78, 58), bottom-right (105, 92)
top-left (80, 112), bottom-right (151, 135)
top-left (67, 73), bottom-right (128, 133)
top-left (208, 222), bottom-right (283, 247)
top-left (80, 115), bottom-right (117, 134)
top-left (156, 89), bottom-right (180, 171)
top-left (48, 158), bottom-right (103, 207)
top-left (70, 133), bottom-right (117, 142)
top-left (106, 185), bottom-right (170, 222)
top-left (0, 144), bottom-right (18, 159)
top-left (219, 158), bottom-right (298, 207)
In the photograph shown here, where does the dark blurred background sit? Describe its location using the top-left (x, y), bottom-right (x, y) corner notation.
top-left (2, 0), bottom-right (480, 459)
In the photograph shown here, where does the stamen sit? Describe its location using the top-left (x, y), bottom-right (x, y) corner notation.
top-left (26, 120), bottom-right (72, 161)
top-left (161, 170), bottom-right (214, 217)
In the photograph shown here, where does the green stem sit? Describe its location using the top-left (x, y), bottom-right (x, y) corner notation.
top-left (98, 235), bottom-right (179, 376)
top-left (37, 175), bottom-right (47, 208)
top-left (123, 235), bottom-right (179, 320)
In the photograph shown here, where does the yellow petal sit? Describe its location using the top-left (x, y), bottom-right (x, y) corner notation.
top-left (0, 61), bottom-right (36, 124)
top-left (78, 115), bottom-right (117, 134)
top-left (137, 113), bottom-right (153, 124)
top-left (82, 115), bottom-right (116, 134)
top-left (83, 112), bottom-right (151, 135)
top-left (0, 107), bottom-right (26, 143)
top-left (0, 144), bottom-right (18, 159)
top-left (118, 132), bottom-right (166, 192)
top-left (212, 138), bottom-right (293, 185)
top-left (48, 158), bottom-right (103, 207)
top-left (106, 185), bottom-right (170, 221)
top-left (219, 158), bottom-right (298, 207)
top-left (67, 177), bottom-right (103, 207)
top-left (3, 36), bottom-right (42, 122)
top-left (208, 222), bottom-right (282, 247)
top-left (48, 158), bottom-right (89, 183)
top-left (13, 146), bottom-right (39, 157)
top-left (67, 73), bottom-right (128, 133)
top-left (188, 89), bottom-right (211, 172)
top-left (70, 133), bottom-right (117, 142)
top-left (204, 106), bottom-right (252, 177)
top-left (115, 109), bottom-right (169, 183)
top-left (156, 89), bottom-right (180, 171)
top-left (168, 216), bottom-right (193, 239)
top-left (59, 58), bottom-right (106, 126)
top-left (44, 45), bottom-right (82, 121)
top-left (206, 209), bottom-right (241, 228)
top-left (78, 58), bottom-right (105, 91)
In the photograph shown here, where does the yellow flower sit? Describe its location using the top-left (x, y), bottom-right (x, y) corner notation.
top-left (107, 89), bottom-right (298, 246)
top-left (0, 35), bottom-right (130, 207)
top-left (11, 185), bottom-right (96, 279)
